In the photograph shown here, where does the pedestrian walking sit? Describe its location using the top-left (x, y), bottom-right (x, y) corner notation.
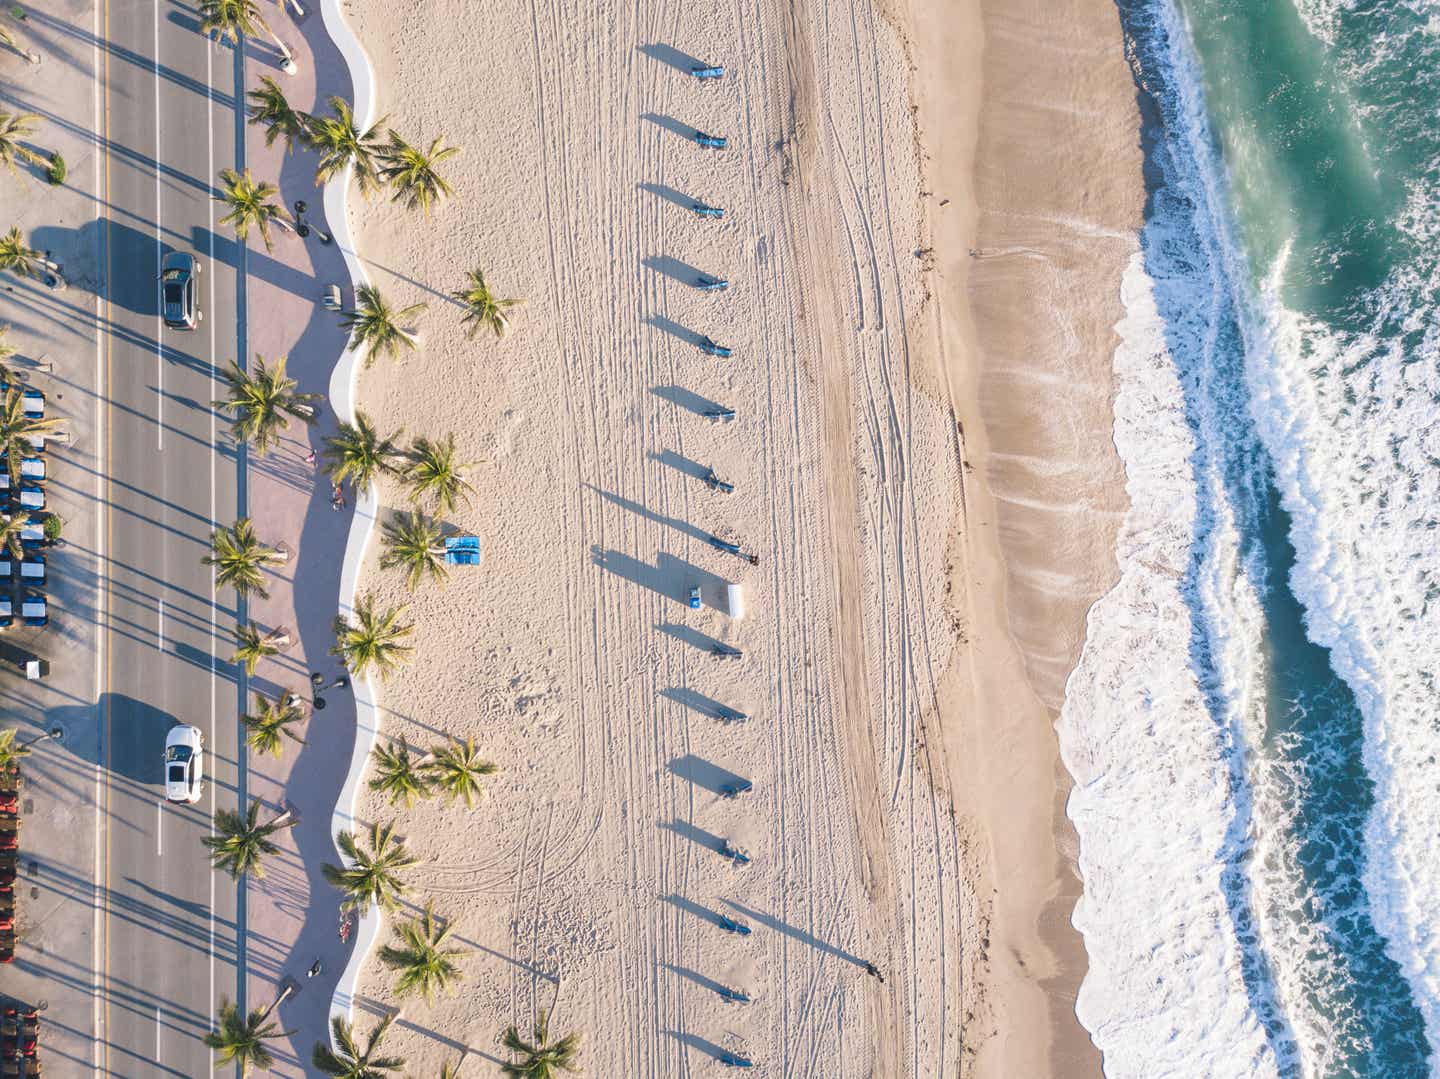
top-left (305, 449), bottom-right (316, 465)
top-left (308, 958), bottom-right (323, 978)
top-left (864, 961), bottom-right (884, 984)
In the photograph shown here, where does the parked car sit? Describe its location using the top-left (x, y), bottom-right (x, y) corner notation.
top-left (163, 725), bottom-right (204, 804)
top-left (160, 252), bottom-right (201, 330)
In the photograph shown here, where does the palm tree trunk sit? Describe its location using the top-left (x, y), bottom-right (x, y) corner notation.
top-left (260, 25), bottom-right (298, 75)
top-left (259, 979), bottom-right (296, 1021)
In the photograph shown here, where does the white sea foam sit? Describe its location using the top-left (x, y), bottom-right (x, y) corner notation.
top-left (1060, 249), bottom-right (1284, 1079)
top-left (1059, 0), bottom-right (1440, 1073)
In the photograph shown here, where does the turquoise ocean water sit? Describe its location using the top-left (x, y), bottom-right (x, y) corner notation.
top-left (1059, 1), bottom-right (1440, 1076)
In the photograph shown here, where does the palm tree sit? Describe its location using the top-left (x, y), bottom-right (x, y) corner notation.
top-left (379, 512), bottom-right (447, 590)
top-left (425, 738), bottom-right (497, 809)
top-left (214, 354), bottom-right (320, 454)
top-left (331, 593), bottom-right (414, 680)
top-left (0, 728), bottom-right (31, 771)
top-left (243, 691), bottom-right (307, 758)
top-left (454, 269), bottom-right (522, 339)
top-left (339, 284), bottom-right (426, 368)
top-left (0, 388), bottom-right (63, 481)
top-left (204, 997), bottom-right (295, 1076)
top-left (321, 821), bottom-right (417, 915)
top-left (230, 621), bottom-right (292, 675)
top-left (0, 111), bottom-right (44, 175)
top-left (198, 0), bottom-right (296, 73)
top-left (0, 323), bottom-right (19, 384)
top-left (323, 410), bottom-right (403, 492)
top-left (307, 96), bottom-right (387, 196)
top-left (379, 902), bottom-right (469, 1003)
top-left (246, 75), bottom-right (309, 152)
top-left (215, 167), bottom-right (293, 253)
top-left (312, 1014), bottom-right (404, 1079)
top-left (203, 801), bottom-right (296, 880)
top-left (378, 133), bottom-right (458, 216)
top-left (368, 738), bottom-right (431, 808)
top-left (500, 1011), bottom-right (581, 1078)
top-left (203, 517), bottom-right (286, 598)
top-left (0, 516), bottom-right (25, 561)
top-left (404, 434), bottom-right (476, 514)
top-left (0, 227), bottom-right (47, 279)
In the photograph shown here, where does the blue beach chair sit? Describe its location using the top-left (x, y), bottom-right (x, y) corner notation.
top-left (703, 407), bottom-right (736, 423)
top-left (692, 202), bottom-right (725, 218)
top-left (691, 65), bottom-right (724, 79)
top-left (696, 275), bottom-right (729, 292)
top-left (699, 337), bottom-right (732, 358)
top-left (694, 131), bottom-right (727, 149)
top-left (443, 535), bottom-right (481, 566)
top-left (703, 469), bottom-right (734, 494)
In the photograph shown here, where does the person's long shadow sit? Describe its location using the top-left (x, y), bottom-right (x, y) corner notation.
top-left (720, 898), bottom-right (863, 967)
top-left (582, 483), bottom-right (711, 543)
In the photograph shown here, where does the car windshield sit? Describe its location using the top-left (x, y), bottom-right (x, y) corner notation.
top-left (161, 268), bottom-right (183, 281)
top-left (165, 745), bottom-right (192, 763)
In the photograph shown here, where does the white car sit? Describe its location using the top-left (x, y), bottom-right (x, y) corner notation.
top-left (163, 725), bottom-right (204, 804)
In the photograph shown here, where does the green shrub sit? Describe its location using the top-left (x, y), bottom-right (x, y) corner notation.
top-left (42, 513), bottom-right (61, 542)
top-left (45, 152), bottom-right (64, 186)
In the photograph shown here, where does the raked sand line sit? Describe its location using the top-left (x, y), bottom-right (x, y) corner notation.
top-left (317, 0), bottom-right (383, 1036)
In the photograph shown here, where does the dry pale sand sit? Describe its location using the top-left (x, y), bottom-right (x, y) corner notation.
top-left (335, 0), bottom-right (1141, 1074)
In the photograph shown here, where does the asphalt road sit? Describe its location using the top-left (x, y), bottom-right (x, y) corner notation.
top-left (100, 1), bottom-right (246, 1074)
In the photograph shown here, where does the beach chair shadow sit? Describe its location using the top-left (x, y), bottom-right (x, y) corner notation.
top-left (668, 1030), bottom-right (741, 1062)
top-left (667, 753), bottom-right (745, 796)
top-left (662, 963), bottom-right (730, 997)
top-left (662, 892), bottom-right (729, 929)
top-left (651, 385), bottom-right (724, 415)
top-left (643, 254), bottom-right (709, 286)
top-left (647, 316), bottom-right (706, 347)
top-left (651, 449), bottom-right (711, 481)
top-left (662, 815), bottom-right (726, 855)
top-left (658, 686), bottom-right (729, 718)
top-left (638, 43), bottom-right (707, 74)
top-left (657, 622), bottom-right (726, 653)
top-left (641, 112), bottom-right (699, 142)
top-left (639, 182), bottom-right (701, 211)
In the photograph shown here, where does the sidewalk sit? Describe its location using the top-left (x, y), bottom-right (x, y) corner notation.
top-left (0, 0), bottom-right (107, 1071)
top-left (230, 6), bottom-right (365, 1074)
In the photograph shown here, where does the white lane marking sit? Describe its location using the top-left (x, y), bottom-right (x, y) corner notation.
top-left (91, 0), bottom-right (107, 1068)
top-left (154, 1004), bottom-right (161, 1060)
top-left (153, 0), bottom-right (164, 452)
top-left (156, 801), bottom-right (163, 856)
top-left (206, 33), bottom-right (217, 1078)
top-left (157, 597), bottom-right (164, 649)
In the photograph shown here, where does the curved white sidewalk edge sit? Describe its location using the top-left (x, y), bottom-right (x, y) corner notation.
top-left (317, 0), bottom-right (383, 1035)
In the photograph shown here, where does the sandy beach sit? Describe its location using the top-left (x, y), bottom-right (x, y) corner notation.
top-left (330, 0), bottom-right (1143, 1072)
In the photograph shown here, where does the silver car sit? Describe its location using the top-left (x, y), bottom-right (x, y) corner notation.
top-left (163, 725), bottom-right (204, 804)
top-left (160, 251), bottom-right (201, 330)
